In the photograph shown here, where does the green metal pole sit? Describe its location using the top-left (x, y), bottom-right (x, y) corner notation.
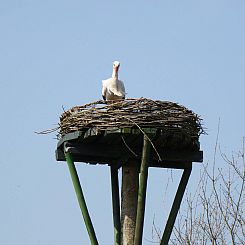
top-left (110, 166), bottom-right (121, 245)
top-left (134, 135), bottom-right (151, 245)
top-left (64, 150), bottom-right (99, 245)
top-left (160, 166), bottom-right (192, 245)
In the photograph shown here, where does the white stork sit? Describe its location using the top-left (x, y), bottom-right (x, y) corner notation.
top-left (102, 61), bottom-right (126, 101)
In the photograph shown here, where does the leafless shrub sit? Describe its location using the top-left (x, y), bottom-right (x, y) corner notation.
top-left (170, 137), bottom-right (245, 245)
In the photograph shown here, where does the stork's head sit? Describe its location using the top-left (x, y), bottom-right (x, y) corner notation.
top-left (113, 61), bottom-right (120, 69)
top-left (112, 61), bottom-right (120, 78)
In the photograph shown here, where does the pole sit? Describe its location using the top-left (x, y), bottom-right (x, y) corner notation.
top-left (110, 166), bottom-right (121, 245)
top-left (134, 135), bottom-right (151, 245)
top-left (160, 166), bottom-right (192, 245)
top-left (64, 148), bottom-right (99, 245)
top-left (121, 163), bottom-right (139, 245)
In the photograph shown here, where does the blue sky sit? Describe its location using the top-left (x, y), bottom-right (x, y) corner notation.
top-left (1, 1), bottom-right (244, 244)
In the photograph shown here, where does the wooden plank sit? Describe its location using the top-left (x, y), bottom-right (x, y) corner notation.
top-left (57, 131), bottom-right (84, 148)
top-left (56, 142), bottom-right (202, 165)
top-left (56, 130), bottom-right (203, 169)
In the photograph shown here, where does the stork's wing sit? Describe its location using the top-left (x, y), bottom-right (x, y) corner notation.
top-left (102, 78), bottom-right (126, 99)
top-left (108, 80), bottom-right (125, 97)
top-left (118, 80), bottom-right (125, 95)
top-left (102, 80), bottom-right (108, 100)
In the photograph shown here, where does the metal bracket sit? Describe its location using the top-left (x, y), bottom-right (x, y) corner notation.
top-left (160, 166), bottom-right (192, 245)
top-left (64, 145), bottom-right (99, 245)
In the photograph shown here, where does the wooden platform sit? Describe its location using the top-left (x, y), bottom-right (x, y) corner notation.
top-left (56, 127), bottom-right (203, 169)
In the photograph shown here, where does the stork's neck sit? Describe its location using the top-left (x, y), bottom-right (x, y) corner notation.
top-left (112, 67), bottom-right (119, 79)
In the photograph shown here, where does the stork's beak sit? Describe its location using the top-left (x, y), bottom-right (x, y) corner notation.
top-left (114, 65), bottom-right (119, 72)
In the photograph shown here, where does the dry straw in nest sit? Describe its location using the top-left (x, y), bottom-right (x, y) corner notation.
top-left (58, 98), bottom-right (204, 139)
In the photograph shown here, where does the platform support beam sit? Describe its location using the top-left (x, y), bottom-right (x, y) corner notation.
top-left (64, 149), bottom-right (98, 245)
top-left (110, 166), bottom-right (121, 245)
top-left (134, 135), bottom-right (152, 245)
top-left (160, 166), bottom-right (192, 245)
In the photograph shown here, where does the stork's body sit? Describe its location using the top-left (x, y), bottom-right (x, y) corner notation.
top-left (102, 61), bottom-right (126, 101)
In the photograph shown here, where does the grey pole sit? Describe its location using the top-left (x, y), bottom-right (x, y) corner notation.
top-left (121, 163), bottom-right (139, 245)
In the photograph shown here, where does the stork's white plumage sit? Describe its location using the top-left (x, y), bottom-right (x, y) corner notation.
top-left (102, 61), bottom-right (126, 101)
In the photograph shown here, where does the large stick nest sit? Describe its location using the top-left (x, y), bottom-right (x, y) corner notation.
top-left (59, 98), bottom-right (204, 139)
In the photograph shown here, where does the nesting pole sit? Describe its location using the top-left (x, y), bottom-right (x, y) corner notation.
top-left (55, 98), bottom-right (204, 245)
top-left (121, 163), bottom-right (139, 245)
